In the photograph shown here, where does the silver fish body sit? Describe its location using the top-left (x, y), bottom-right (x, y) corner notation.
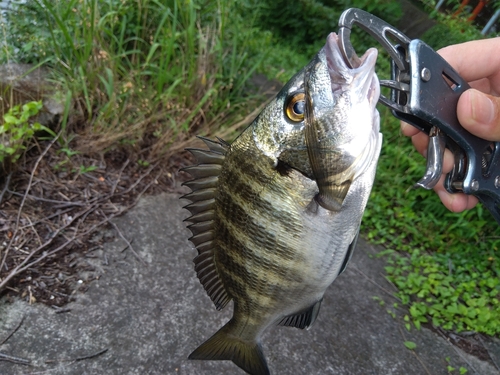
top-left (182, 33), bottom-right (381, 375)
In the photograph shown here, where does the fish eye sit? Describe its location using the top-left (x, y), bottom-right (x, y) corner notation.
top-left (285, 93), bottom-right (305, 122)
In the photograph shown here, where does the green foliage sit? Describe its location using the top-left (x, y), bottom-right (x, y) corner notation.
top-left (419, 0), bottom-right (484, 49)
top-left (249, 0), bottom-right (338, 56)
top-left (421, 17), bottom-right (483, 49)
top-left (2, 0), bottom-right (270, 154)
top-left (445, 356), bottom-right (469, 374)
top-left (0, 101), bottom-right (54, 164)
top-left (363, 108), bottom-right (500, 336)
top-left (1, 2), bottom-right (51, 64)
top-left (244, 0), bottom-right (402, 58)
top-left (404, 341), bottom-right (417, 350)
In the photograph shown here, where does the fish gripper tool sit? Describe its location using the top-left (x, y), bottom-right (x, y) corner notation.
top-left (338, 7), bottom-right (500, 225)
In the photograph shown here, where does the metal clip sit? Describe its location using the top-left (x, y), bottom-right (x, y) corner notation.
top-left (338, 8), bottom-right (411, 71)
top-left (338, 8), bottom-right (500, 225)
top-left (414, 127), bottom-right (446, 189)
top-left (338, 8), bottom-right (412, 112)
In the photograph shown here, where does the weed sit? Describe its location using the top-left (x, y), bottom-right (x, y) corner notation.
top-left (77, 165), bottom-right (97, 174)
top-left (365, 107), bottom-right (500, 335)
top-left (3, 0), bottom-right (268, 158)
top-left (404, 341), bottom-right (417, 350)
top-left (0, 101), bottom-right (55, 165)
top-left (137, 159), bottom-right (150, 168)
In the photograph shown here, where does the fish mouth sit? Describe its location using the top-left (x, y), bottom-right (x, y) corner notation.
top-left (302, 33), bottom-right (381, 212)
top-left (324, 32), bottom-right (379, 107)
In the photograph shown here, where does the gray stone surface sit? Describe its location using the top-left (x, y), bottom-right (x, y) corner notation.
top-left (0, 193), bottom-right (498, 375)
top-left (0, 64), bottom-right (64, 125)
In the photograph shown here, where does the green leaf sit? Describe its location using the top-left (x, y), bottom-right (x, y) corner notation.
top-left (404, 341), bottom-right (417, 350)
top-left (458, 304), bottom-right (468, 316)
top-left (414, 319), bottom-right (421, 330)
top-left (3, 114), bottom-right (19, 124)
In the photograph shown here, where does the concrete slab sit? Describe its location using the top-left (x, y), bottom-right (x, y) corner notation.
top-left (0, 194), bottom-right (498, 374)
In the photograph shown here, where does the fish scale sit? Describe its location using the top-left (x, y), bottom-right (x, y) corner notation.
top-left (215, 137), bottom-right (307, 303)
top-left (182, 32), bottom-right (382, 375)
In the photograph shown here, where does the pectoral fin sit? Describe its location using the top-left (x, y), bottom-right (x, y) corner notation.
top-left (314, 176), bottom-right (353, 211)
top-left (338, 227), bottom-right (359, 276)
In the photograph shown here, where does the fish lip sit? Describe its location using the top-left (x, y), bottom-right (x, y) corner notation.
top-left (324, 32), bottom-right (379, 106)
top-left (326, 32), bottom-right (376, 69)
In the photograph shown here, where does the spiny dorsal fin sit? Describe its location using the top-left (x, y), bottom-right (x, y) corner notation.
top-left (181, 137), bottom-right (231, 311)
top-left (278, 299), bottom-right (323, 329)
top-left (185, 148), bottom-right (225, 164)
top-left (182, 176), bottom-right (218, 191)
top-left (198, 135), bottom-right (229, 153)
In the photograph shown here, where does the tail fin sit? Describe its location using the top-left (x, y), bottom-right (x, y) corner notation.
top-left (189, 320), bottom-right (269, 375)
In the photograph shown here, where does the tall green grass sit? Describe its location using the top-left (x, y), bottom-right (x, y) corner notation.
top-left (2, 0), bottom-right (267, 156)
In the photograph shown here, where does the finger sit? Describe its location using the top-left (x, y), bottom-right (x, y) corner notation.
top-left (411, 131), bottom-right (429, 156)
top-left (469, 77), bottom-right (493, 94)
top-left (401, 121), bottom-right (420, 137)
top-left (434, 175), bottom-right (479, 212)
top-left (457, 89), bottom-right (500, 141)
top-left (442, 148), bottom-right (454, 174)
top-left (438, 38), bottom-right (500, 83)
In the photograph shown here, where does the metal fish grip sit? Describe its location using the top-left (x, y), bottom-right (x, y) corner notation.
top-left (338, 8), bottom-right (500, 224)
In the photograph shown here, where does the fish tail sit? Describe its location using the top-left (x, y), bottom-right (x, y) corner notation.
top-left (189, 320), bottom-right (269, 375)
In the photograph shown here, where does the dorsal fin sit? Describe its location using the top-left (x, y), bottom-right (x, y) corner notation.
top-left (278, 299), bottom-right (323, 329)
top-left (181, 137), bottom-right (231, 311)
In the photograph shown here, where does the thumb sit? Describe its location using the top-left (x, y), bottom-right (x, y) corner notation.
top-left (457, 89), bottom-right (500, 141)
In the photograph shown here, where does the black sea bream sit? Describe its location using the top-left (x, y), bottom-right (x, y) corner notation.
top-left (181, 32), bottom-right (381, 375)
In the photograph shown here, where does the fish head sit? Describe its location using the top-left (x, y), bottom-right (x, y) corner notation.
top-left (302, 32), bottom-right (381, 211)
top-left (252, 32), bottom-right (381, 211)
top-left (305, 32), bottom-right (380, 146)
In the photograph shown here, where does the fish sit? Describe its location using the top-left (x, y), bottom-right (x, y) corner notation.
top-left (181, 32), bottom-right (382, 375)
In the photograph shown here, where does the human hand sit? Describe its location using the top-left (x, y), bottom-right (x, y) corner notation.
top-left (401, 37), bottom-right (500, 212)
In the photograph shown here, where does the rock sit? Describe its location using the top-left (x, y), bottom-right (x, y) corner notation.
top-left (0, 63), bottom-right (65, 127)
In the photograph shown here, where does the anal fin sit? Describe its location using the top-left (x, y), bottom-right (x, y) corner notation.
top-left (278, 299), bottom-right (323, 330)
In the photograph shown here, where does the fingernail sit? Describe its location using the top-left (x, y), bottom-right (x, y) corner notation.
top-left (470, 90), bottom-right (495, 125)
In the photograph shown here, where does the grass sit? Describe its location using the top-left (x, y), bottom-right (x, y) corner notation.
top-left (364, 106), bottom-right (500, 335)
top-left (1, 0), bottom-right (499, 337)
top-left (2, 0), bottom-right (272, 159)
